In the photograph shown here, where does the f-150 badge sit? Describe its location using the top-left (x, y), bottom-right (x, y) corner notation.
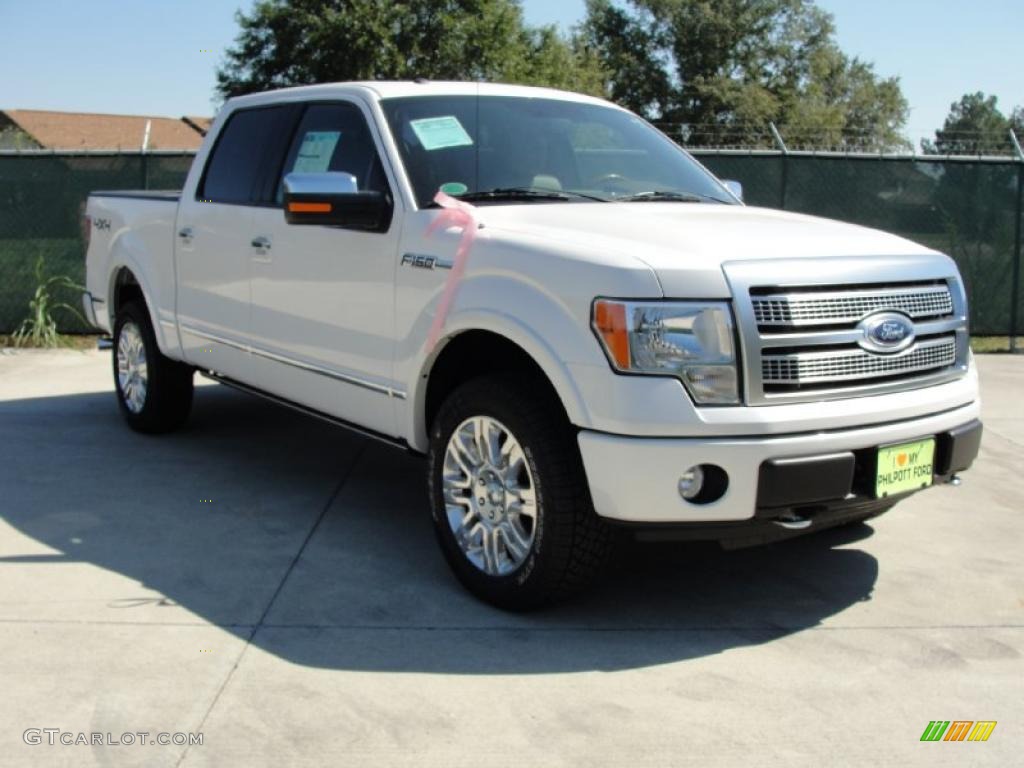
top-left (401, 253), bottom-right (452, 270)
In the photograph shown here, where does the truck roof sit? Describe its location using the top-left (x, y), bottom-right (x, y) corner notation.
top-left (225, 80), bottom-right (620, 111)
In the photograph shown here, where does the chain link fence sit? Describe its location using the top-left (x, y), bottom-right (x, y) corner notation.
top-left (0, 152), bottom-right (193, 333)
top-left (692, 150), bottom-right (1023, 336)
top-left (0, 149), bottom-right (1021, 338)
top-left (655, 122), bottom-right (1024, 157)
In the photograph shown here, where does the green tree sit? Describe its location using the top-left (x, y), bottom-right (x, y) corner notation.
top-left (922, 92), bottom-right (1020, 155)
top-left (582, 0), bottom-right (908, 149)
top-left (504, 26), bottom-right (608, 96)
top-left (581, 1), bottom-right (671, 118)
top-left (216, 0), bottom-right (605, 99)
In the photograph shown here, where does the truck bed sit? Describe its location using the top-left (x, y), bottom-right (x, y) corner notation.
top-left (90, 190), bottom-right (181, 201)
top-left (83, 191), bottom-right (181, 342)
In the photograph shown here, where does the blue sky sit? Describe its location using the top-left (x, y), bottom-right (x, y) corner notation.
top-left (1, 0), bottom-right (1020, 146)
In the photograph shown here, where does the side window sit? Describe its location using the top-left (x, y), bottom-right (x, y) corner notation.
top-left (276, 103), bottom-right (389, 203)
top-left (199, 106), bottom-right (294, 204)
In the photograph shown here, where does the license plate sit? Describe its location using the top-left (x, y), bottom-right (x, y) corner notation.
top-left (875, 438), bottom-right (936, 498)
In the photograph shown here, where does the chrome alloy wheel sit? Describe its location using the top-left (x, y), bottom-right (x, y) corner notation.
top-left (117, 321), bottom-right (148, 414)
top-left (442, 416), bottom-right (538, 576)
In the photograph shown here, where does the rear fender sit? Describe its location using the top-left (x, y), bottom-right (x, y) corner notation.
top-left (106, 238), bottom-right (179, 357)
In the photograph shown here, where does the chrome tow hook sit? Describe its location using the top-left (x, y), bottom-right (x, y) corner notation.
top-left (772, 512), bottom-right (813, 531)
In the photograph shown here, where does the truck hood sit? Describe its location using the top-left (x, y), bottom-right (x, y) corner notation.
top-left (479, 202), bottom-right (939, 297)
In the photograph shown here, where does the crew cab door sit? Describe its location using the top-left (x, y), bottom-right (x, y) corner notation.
top-left (175, 104), bottom-right (298, 380)
top-left (245, 100), bottom-right (402, 436)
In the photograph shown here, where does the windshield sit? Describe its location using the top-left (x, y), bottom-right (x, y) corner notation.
top-left (379, 95), bottom-right (734, 207)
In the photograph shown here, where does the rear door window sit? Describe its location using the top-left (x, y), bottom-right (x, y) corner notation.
top-left (199, 105), bottom-right (296, 204)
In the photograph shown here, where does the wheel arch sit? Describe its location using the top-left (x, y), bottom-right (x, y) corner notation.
top-left (410, 317), bottom-right (591, 453)
top-left (110, 267), bottom-right (145, 318)
top-left (106, 263), bottom-right (173, 355)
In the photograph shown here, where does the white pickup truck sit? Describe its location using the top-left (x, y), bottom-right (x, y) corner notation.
top-left (83, 81), bottom-right (982, 609)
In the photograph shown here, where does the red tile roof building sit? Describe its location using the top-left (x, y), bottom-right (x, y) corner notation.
top-left (0, 109), bottom-right (210, 150)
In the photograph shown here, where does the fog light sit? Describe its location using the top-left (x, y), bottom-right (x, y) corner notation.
top-left (678, 466), bottom-right (705, 500)
top-left (678, 464), bottom-right (730, 504)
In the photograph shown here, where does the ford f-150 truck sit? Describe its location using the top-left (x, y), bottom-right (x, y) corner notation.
top-left (83, 81), bottom-right (982, 609)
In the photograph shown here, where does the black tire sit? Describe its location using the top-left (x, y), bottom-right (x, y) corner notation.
top-left (428, 374), bottom-right (612, 610)
top-left (112, 301), bottom-right (194, 434)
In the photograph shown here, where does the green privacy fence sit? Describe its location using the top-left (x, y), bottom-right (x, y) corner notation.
top-left (0, 149), bottom-right (1021, 336)
top-left (692, 150), bottom-right (1024, 336)
top-left (0, 152), bottom-right (194, 333)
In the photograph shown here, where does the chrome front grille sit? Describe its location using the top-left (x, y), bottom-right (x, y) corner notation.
top-left (752, 285), bottom-right (953, 327)
top-left (762, 336), bottom-right (957, 385)
top-left (723, 258), bottom-right (970, 405)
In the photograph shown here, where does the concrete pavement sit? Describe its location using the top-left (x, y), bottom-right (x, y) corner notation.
top-left (0, 349), bottom-right (1021, 766)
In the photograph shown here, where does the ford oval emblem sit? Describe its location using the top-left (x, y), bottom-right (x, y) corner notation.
top-left (857, 311), bottom-right (916, 354)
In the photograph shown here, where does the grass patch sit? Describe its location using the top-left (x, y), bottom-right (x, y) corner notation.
top-left (0, 333), bottom-right (100, 350)
top-left (0, 238), bottom-right (87, 333)
top-left (970, 336), bottom-right (1014, 353)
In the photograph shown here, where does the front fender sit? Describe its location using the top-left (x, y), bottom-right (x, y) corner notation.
top-left (399, 260), bottom-right (648, 452)
top-left (405, 306), bottom-right (596, 452)
top-left (394, 220), bottom-right (663, 451)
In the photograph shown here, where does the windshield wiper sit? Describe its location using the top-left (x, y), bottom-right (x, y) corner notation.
top-left (616, 190), bottom-right (728, 204)
top-left (452, 187), bottom-right (609, 203)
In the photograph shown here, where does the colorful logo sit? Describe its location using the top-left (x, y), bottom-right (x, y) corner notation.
top-left (920, 721), bottom-right (997, 742)
top-left (857, 311), bottom-right (916, 354)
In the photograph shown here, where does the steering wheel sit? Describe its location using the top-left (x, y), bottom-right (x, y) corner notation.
top-left (592, 173), bottom-right (630, 196)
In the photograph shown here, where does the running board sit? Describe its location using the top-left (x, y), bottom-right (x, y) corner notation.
top-left (199, 370), bottom-right (412, 452)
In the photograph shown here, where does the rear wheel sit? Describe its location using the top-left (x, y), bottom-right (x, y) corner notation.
top-left (428, 375), bottom-right (612, 610)
top-left (113, 301), bottom-right (193, 433)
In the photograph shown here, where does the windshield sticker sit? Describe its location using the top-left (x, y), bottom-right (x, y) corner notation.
top-left (410, 116), bottom-right (473, 151)
top-left (293, 131), bottom-right (341, 173)
top-left (439, 181), bottom-right (468, 195)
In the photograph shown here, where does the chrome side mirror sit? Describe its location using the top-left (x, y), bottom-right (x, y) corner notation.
top-left (285, 171), bottom-right (358, 195)
top-left (282, 172), bottom-right (391, 231)
top-left (723, 179), bottom-right (744, 202)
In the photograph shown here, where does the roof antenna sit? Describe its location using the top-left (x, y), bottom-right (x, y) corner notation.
top-left (413, 77), bottom-right (430, 84)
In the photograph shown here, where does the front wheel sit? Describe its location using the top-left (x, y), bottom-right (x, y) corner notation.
top-left (113, 301), bottom-right (194, 433)
top-left (428, 375), bottom-right (612, 610)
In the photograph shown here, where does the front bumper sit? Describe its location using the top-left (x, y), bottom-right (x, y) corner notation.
top-left (577, 400), bottom-right (981, 525)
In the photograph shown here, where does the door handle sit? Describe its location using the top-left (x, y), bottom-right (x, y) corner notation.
top-left (178, 227), bottom-right (194, 239)
top-left (251, 236), bottom-right (271, 250)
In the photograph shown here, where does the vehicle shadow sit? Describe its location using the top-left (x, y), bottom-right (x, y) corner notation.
top-left (0, 384), bottom-right (879, 674)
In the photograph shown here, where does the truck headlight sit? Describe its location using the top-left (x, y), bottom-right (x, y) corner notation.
top-left (592, 299), bottom-right (740, 405)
